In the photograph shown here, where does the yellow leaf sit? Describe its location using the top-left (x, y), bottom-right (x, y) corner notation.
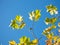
top-left (29, 10), bottom-right (41, 21)
top-left (19, 22), bottom-right (26, 29)
top-left (46, 4), bottom-right (58, 15)
top-left (51, 25), bottom-right (56, 29)
top-left (9, 40), bottom-right (16, 45)
top-left (53, 36), bottom-right (58, 41)
top-left (14, 23), bottom-right (19, 29)
top-left (35, 14), bottom-right (40, 21)
top-left (32, 39), bottom-right (38, 44)
top-left (47, 34), bottom-right (52, 39)
top-left (19, 36), bottom-right (30, 43)
top-left (57, 38), bottom-right (60, 42)
top-left (15, 15), bottom-right (23, 22)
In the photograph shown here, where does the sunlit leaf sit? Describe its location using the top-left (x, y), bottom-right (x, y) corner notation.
top-left (9, 15), bottom-right (26, 29)
top-left (9, 36), bottom-right (38, 45)
top-left (9, 20), bottom-right (19, 29)
top-left (19, 22), bottom-right (26, 29)
top-left (19, 36), bottom-right (30, 43)
top-left (46, 4), bottom-right (58, 15)
top-left (32, 39), bottom-right (38, 44)
top-left (45, 17), bottom-right (57, 25)
top-left (9, 40), bottom-right (17, 45)
top-left (29, 10), bottom-right (41, 21)
top-left (42, 30), bottom-right (49, 36)
top-left (51, 25), bottom-right (56, 29)
top-left (42, 25), bottom-right (56, 37)
top-left (15, 15), bottom-right (23, 22)
top-left (53, 36), bottom-right (59, 41)
top-left (46, 32), bottom-right (54, 39)
top-left (57, 38), bottom-right (60, 42)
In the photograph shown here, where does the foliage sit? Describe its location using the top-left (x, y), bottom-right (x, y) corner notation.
top-left (9, 36), bottom-right (38, 45)
top-left (9, 5), bottom-right (60, 45)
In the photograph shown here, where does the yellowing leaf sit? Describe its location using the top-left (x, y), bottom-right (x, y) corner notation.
top-left (19, 36), bottom-right (30, 43)
top-left (9, 36), bottom-right (38, 45)
top-left (35, 14), bottom-right (40, 21)
top-left (18, 43), bottom-right (27, 45)
top-left (57, 38), bottom-right (60, 42)
top-left (46, 4), bottom-right (58, 15)
top-left (9, 40), bottom-right (16, 45)
top-left (50, 18), bottom-right (57, 24)
top-left (31, 39), bottom-right (38, 44)
top-left (35, 10), bottom-right (40, 15)
top-left (53, 36), bottom-right (58, 41)
top-left (51, 25), bottom-right (56, 29)
top-left (19, 22), bottom-right (26, 29)
top-left (29, 10), bottom-right (41, 21)
top-left (15, 15), bottom-right (23, 22)
top-left (45, 17), bottom-right (57, 25)
top-left (46, 33), bottom-right (53, 39)
top-left (10, 20), bottom-right (19, 29)
top-left (9, 15), bottom-right (25, 29)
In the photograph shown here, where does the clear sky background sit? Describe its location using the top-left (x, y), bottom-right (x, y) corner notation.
top-left (0, 0), bottom-right (60, 45)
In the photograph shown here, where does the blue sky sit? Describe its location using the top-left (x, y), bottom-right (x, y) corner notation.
top-left (0, 0), bottom-right (60, 45)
